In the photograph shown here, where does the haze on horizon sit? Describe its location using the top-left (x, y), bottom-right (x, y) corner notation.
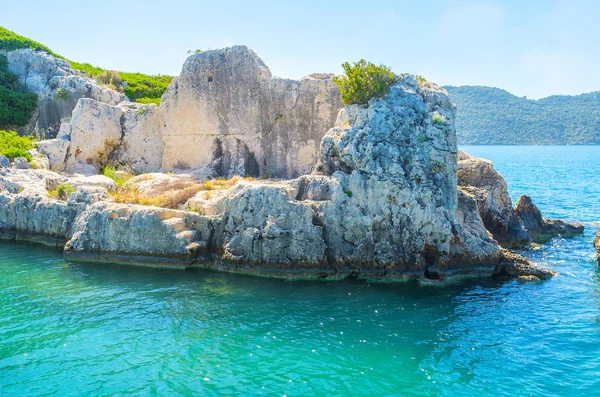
top-left (4, 0), bottom-right (598, 99)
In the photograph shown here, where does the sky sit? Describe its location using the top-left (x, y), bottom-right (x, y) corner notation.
top-left (3, 0), bottom-right (599, 99)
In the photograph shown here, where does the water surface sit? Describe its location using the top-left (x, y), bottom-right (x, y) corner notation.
top-left (1, 146), bottom-right (600, 396)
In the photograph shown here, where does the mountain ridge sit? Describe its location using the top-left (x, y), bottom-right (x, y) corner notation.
top-left (445, 85), bottom-right (600, 145)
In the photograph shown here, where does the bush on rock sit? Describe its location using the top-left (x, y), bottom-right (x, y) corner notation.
top-left (332, 59), bottom-right (397, 105)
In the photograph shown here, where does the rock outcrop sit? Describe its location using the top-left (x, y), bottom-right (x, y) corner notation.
top-left (457, 153), bottom-right (583, 246)
top-left (3, 49), bottom-right (126, 139)
top-left (0, 46), bottom-right (563, 282)
top-left (37, 100), bottom-right (162, 174)
top-left (514, 195), bottom-right (584, 242)
top-left (160, 46), bottom-right (342, 178)
top-left (36, 46), bottom-right (341, 177)
top-left (457, 156), bottom-right (529, 246)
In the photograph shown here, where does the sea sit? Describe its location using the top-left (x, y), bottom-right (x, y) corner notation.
top-left (1, 146), bottom-right (599, 396)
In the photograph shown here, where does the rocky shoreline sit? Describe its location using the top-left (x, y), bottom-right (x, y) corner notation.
top-left (0, 46), bottom-right (585, 282)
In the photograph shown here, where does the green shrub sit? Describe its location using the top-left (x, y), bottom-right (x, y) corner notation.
top-left (415, 75), bottom-right (427, 86)
top-left (54, 87), bottom-right (69, 100)
top-left (69, 62), bottom-right (104, 77)
top-left (120, 72), bottom-right (172, 102)
top-left (332, 59), bottom-right (397, 105)
top-left (431, 113), bottom-right (447, 126)
top-left (102, 165), bottom-right (132, 187)
top-left (0, 130), bottom-right (34, 160)
top-left (0, 55), bottom-right (37, 128)
top-left (48, 183), bottom-right (75, 200)
top-left (136, 97), bottom-right (161, 105)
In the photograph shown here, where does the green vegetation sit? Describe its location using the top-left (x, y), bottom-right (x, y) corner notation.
top-left (344, 190), bottom-right (353, 198)
top-left (445, 85), bottom-right (600, 144)
top-left (0, 55), bottom-right (37, 128)
top-left (333, 59), bottom-right (397, 105)
top-left (415, 75), bottom-right (426, 86)
top-left (431, 113), bottom-right (447, 126)
top-left (48, 183), bottom-right (75, 201)
top-left (0, 26), bottom-right (62, 58)
top-left (67, 66), bottom-right (172, 104)
top-left (0, 26), bottom-right (172, 106)
top-left (0, 130), bottom-right (34, 160)
top-left (101, 165), bottom-right (131, 188)
top-left (54, 87), bottom-right (69, 100)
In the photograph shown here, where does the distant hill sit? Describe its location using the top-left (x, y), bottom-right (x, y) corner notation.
top-left (444, 85), bottom-right (600, 145)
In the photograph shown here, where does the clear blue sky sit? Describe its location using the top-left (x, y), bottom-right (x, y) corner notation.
top-left (4, 0), bottom-right (598, 99)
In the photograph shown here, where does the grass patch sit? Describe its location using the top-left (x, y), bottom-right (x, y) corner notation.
top-left (0, 130), bottom-right (34, 160)
top-left (101, 165), bottom-right (131, 188)
top-left (48, 183), bottom-right (75, 201)
top-left (109, 175), bottom-right (253, 210)
top-left (0, 26), bottom-right (62, 58)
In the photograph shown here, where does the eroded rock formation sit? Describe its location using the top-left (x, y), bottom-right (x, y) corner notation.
top-left (37, 46), bottom-right (342, 178)
top-left (457, 151), bottom-right (583, 246)
top-left (3, 49), bottom-right (126, 139)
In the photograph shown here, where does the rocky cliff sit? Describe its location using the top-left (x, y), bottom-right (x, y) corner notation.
top-left (3, 49), bottom-right (126, 139)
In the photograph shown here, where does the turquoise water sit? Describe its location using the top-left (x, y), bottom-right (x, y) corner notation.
top-left (2, 146), bottom-right (600, 396)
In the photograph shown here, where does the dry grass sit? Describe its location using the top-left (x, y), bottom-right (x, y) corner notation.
top-left (109, 175), bottom-right (255, 209)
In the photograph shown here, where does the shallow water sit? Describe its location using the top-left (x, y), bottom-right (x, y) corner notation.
top-left (1, 146), bottom-right (600, 396)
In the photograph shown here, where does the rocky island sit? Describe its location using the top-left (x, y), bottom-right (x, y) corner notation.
top-left (0, 42), bottom-right (584, 282)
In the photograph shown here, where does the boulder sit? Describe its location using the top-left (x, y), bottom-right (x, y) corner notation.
top-left (457, 155), bottom-right (529, 246)
top-left (64, 99), bottom-right (123, 172)
top-left (13, 158), bottom-right (32, 169)
top-left (514, 195), bottom-right (584, 242)
top-left (493, 249), bottom-right (557, 280)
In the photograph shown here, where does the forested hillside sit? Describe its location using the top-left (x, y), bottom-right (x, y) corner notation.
top-left (445, 85), bottom-right (600, 144)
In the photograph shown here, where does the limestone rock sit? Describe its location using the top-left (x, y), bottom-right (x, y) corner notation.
top-left (457, 156), bottom-right (529, 246)
top-left (2, 49), bottom-right (126, 139)
top-left (493, 249), bottom-right (557, 280)
top-left (65, 202), bottom-right (212, 267)
top-left (37, 137), bottom-right (70, 170)
top-left (64, 99), bottom-right (123, 172)
top-left (160, 46), bottom-right (342, 177)
top-left (12, 158), bottom-right (32, 169)
top-left (110, 103), bottom-right (164, 173)
top-left (0, 155), bottom-right (11, 168)
top-left (594, 231), bottom-right (600, 264)
top-left (514, 195), bottom-right (584, 242)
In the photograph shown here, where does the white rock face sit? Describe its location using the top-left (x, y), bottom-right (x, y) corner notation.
top-left (37, 100), bottom-right (164, 174)
top-left (36, 46), bottom-right (341, 177)
top-left (160, 46), bottom-right (342, 177)
top-left (2, 49), bottom-right (126, 138)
